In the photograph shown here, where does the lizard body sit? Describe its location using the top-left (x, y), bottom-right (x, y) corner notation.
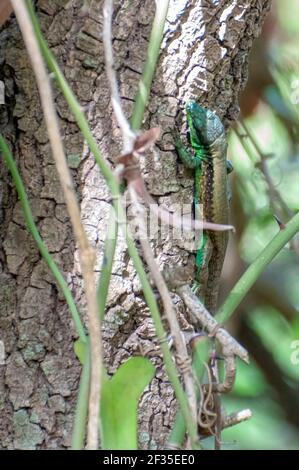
top-left (175, 101), bottom-right (230, 314)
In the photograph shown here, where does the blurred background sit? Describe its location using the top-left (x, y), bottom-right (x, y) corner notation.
top-left (1, 0), bottom-right (298, 451)
top-left (217, 0), bottom-right (299, 450)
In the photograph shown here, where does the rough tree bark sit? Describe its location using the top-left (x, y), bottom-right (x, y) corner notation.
top-left (0, 0), bottom-right (271, 450)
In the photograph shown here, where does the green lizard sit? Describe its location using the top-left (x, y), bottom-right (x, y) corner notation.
top-left (175, 101), bottom-right (231, 314)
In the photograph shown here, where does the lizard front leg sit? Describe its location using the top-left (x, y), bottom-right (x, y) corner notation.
top-left (174, 132), bottom-right (202, 170)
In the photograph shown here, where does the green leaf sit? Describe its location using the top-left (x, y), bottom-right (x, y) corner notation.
top-left (101, 356), bottom-right (155, 450)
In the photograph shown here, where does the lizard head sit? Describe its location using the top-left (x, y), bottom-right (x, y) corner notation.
top-left (185, 101), bottom-right (225, 148)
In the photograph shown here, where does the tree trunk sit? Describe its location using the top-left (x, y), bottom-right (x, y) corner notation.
top-left (0, 0), bottom-right (271, 450)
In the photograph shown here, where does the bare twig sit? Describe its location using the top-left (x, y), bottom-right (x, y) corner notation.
top-left (212, 354), bottom-right (236, 393)
top-left (176, 282), bottom-right (247, 448)
top-left (163, 270), bottom-right (249, 363)
top-left (236, 120), bottom-right (292, 220)
top-left (197, 362), bottom-right (216, 433)
top-left (222, 409), bottom-right (252, 430)
top-left (11, 0), bottom-right (102, 449)
top-left (129, 187), bottom-right (198, 434)
top-left (209, 358), bottom-right (222, 449)
top-left (117, 133), bottom-right (235, 233)
top-left (235, 121), bottom-right (299, 257)
top-left (104, 1), bottom-right (234, 235)
top-left (103, 0), bottom-right (135, 153)
top-left (198, 408), bottom-right (252, 437)
top-left (102, 0), bottom-right (198, 442)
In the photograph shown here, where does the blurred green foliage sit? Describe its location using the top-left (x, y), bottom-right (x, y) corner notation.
top-left (223, 0), bottom-right (299, 449)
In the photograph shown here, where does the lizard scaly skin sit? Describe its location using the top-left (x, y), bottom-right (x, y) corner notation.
top-left (175, 101), bottom-right (230, 314)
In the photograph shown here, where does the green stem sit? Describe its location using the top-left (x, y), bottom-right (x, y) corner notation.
top-left (130, 1), bottom-right (170, 130)
top-left (71, 341), bottom-right (91, 450)
top-left (0, 135), bottom-right (86, 344)
top-left (168, 410), bottom-right (186, 448)
top-left (97, 206), bottom-right (118, 320)
top-left (216, 211), bottom-right (299, 324)
top-left (25, 0), bottom-right (199, 446)
top-left (25, 0), bottom-right (117, 193)
top-left (117, 193), bottom-right (200, 449)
